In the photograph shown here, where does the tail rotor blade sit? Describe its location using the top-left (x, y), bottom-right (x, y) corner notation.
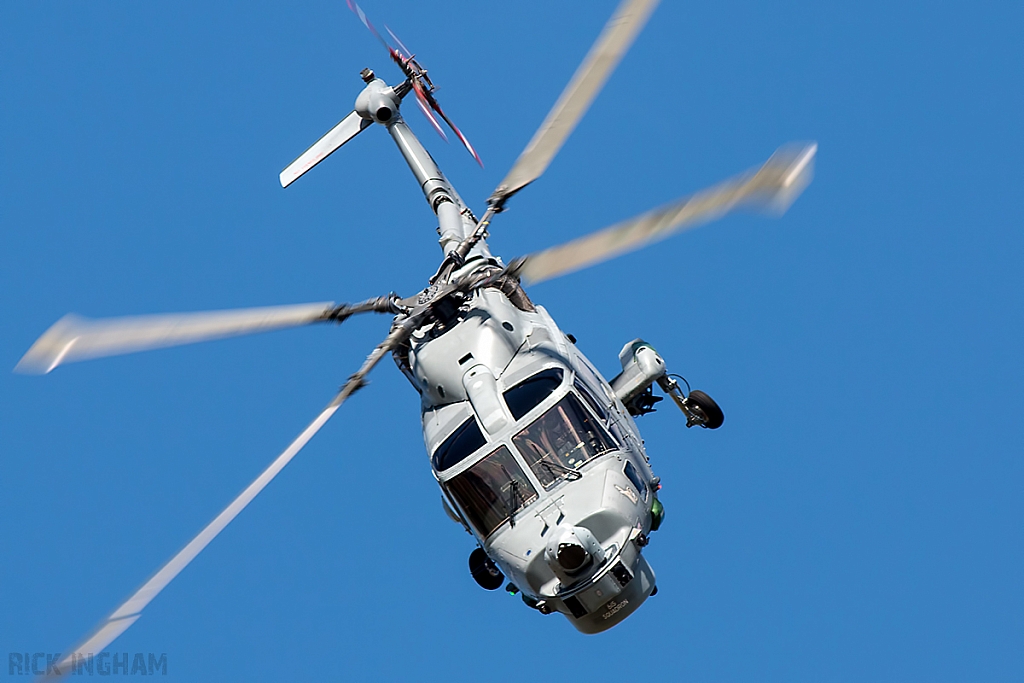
top-left (347, 0), bottom-right (391, 54)
top-left (347, 0), bottom-right (406, 70)
top-left (385, 25), bottom-right (413, 60)
top-left (423, 92), bottom-right (483, 167)
top-left (512, 143), bottom-right (817, 285)
top-left (412, 80), bottom-right (448, 140)
top-left (346, 2), bottom-right (480, 165)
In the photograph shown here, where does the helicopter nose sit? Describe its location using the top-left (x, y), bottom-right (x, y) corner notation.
top-left (556, 543), bottom-right (589, 572)
top-left (545, 526), bottom-right (605, 581)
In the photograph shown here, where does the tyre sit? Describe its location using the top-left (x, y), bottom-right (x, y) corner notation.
top-left (469, 547), bottom-right (504, 590)
top-left (688, 390), bottom-right (724, 429)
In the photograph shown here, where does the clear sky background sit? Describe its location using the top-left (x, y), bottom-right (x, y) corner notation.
top-left (2, 0), bottom-right (1022, 680)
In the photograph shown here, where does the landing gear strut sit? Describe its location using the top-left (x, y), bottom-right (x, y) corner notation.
top-left (609, 340), bottom-right (724, 428)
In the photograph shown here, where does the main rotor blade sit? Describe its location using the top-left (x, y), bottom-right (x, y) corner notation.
top-left (512, 143), bottom-right (817, 285)
top-left (491, 0), bottom-right (659, 205)
top-left (17, 302), bottom-right (339, 375)
top-left (280, 111), bottom-right (372, 188)
top-left (42, 318), bottom-right (420, 681)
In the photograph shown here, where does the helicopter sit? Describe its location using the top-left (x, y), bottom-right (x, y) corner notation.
top-left (16, 0), bottom-right (815, 672)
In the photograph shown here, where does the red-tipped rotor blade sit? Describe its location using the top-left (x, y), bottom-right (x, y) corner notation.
top-left (413, 80), bottom-right (447, 140)
top-left (346, 1), bottom-right (481, 166)
top-left (385, 25), bottom-right (413, 60)
top-left (421, 89), bottom-right (482, 166)
top-left (347, 0), bottom-right (389, 51)
top-left (444, 115), bottom-right (483, 167)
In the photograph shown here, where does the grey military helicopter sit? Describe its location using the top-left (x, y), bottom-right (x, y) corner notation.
top-left (18, 0), bottom-right (815, 671)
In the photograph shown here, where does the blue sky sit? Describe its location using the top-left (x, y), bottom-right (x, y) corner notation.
top-left (2, 0), bottom-right (1022, 680)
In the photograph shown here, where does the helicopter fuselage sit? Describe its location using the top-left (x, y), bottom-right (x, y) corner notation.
top-left (401, 269), bottom-right (661, 632)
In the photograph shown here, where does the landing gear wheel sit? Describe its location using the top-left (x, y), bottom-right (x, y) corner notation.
top-left (469, 548), bottom-right (504, 590)
top-left (688, 390), bottom-right (724, 429)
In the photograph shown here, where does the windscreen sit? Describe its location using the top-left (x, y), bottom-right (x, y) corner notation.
top-left (513, 394), bottom-right (616, 489)
top-left (446, 445), bottom-right (538, 537)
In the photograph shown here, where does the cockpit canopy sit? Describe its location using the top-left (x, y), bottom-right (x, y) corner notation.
top-left (437, 366), bottom-right (619, 538)
top-left (512, 393), bottom-right (615, 490)
top-left (445, 445), bottom-right (538, 538)
top-left (431, 367), bottom-right (564, 472)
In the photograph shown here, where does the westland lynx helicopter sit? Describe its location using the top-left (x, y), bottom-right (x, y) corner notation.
top-left (18, 0), bottom-right (815, 672)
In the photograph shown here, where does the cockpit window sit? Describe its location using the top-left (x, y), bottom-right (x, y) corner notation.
top-left (503, 368), bottom-right (564, 421)
top-left (513, 394), bottom-right (617, 489)
top-left (432, 418), bottom-right (486, 471)
top-left (574, 380), bottom-right (608, 421)
top-left (446, 445), bottom-right (539, 537)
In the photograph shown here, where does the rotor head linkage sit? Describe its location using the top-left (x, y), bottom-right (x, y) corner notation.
top-left (323, 294), bottom-right (407, 323)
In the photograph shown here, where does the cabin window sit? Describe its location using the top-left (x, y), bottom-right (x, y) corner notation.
top-left (503, 368), bottom-right (564, 421)
top-left (623, 460), bottom-right (648, 502)
top-left (574, 380), bottom-right (608, 422)
top-left (432, 418), bottom-right (486, 472)
top-left (446, 445), bottom-right (538, 537)
top-left (513, 394), bottom-right (616, 489)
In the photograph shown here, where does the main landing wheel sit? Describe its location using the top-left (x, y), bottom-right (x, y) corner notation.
top-left (688, 390), bottom-right (724, 429)
top-left (469, 548), bottom-right (505, 590)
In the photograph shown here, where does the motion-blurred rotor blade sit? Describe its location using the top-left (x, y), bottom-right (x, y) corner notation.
top-left (491, 0), bottom-right (659, 204)
top-left (16, 303), bottom-right (337, 374)
top-left (40, 317), bottom-right (420, 681)
top-left (422, 90), bottom-right (483, 166)
top-left (347, 0), bottom-right (394, 56)
top-left (511, 143), bottom-right (817, 284)
top-left (412, 79), bottom-right (448, 140)
top-left (16, 295), bottom-right (403, 374)
top-left (350, 5), bottom-right (481, 165)
top-left (385, 26), bottom-right (413, 60)
top-left (280, 111), bottom-right (372, 187)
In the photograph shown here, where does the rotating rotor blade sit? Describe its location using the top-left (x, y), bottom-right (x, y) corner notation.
top-left (511, 143), bottom-right (817, 285)
top-left (418, 85), bottom-right (483, 166)
top-left (384, 25), bottom-right (413, 60)
top-left (41, 317), bottom-right (420, 681)
top-left (412, 79), bottom-right (448, 140)
top-left (347, 0), bottom-right (395, 57)
top-left (280, 111), bottom-right (372, 188)
top-left (16, 296), bottom-right (400, 374)
top-left (491, 0), bottom-right (659, 205)
top-left (347, 1), bottom-right (481, 165)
